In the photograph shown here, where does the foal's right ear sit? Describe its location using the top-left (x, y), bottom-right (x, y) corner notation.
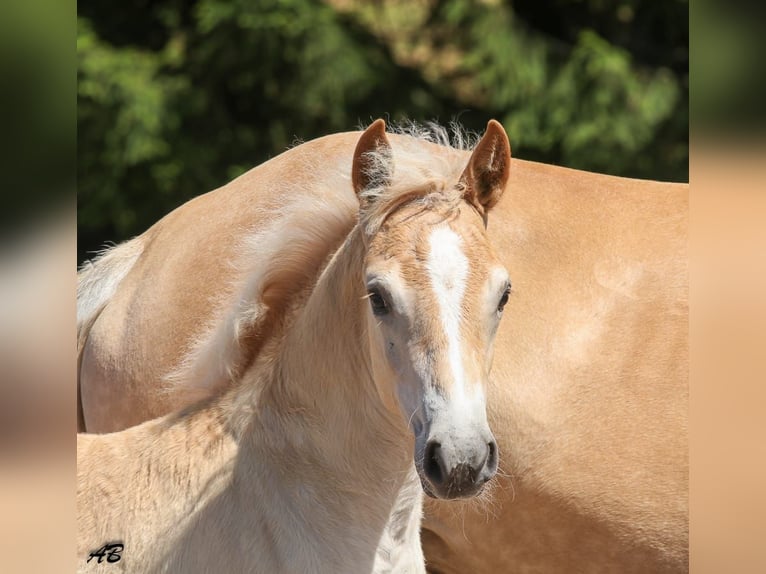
top-left (352, 119), bottom-right (393, 198)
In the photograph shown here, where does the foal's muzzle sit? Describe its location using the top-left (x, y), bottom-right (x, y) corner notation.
top-left (421, 435), bottom-right (498, 499)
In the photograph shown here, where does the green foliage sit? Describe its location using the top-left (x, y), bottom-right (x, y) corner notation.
top-left (78, 0), bottom-right (687, 263)
top-left (422, 0), bottom-right (686, 177)
top-left (78, 17), bottom-right (189, 239)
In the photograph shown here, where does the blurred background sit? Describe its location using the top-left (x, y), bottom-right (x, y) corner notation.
top-left (77, 0), bottom-right (689, 264)
top-left (3, 0), bottom-right (766, 572)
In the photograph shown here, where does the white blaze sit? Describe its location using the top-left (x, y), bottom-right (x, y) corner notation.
top-left (427, 226), bottom-right (469, 400)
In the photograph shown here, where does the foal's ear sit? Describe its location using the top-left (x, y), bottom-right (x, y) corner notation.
top-left (459, 119), bottom-right (511, 215)
top-left (352, 119), bottom-right (393, 198)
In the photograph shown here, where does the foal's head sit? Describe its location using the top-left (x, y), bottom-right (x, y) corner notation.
top-left (352, 120), bottom-right (511, 500)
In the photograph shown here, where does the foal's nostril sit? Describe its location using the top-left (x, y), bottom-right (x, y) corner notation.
top-left (479, 440), bottom-right (498, 484)
top-left (486, 440), bottom-right (497, 474)
top-left (423, 441), bottom-right (445, 486)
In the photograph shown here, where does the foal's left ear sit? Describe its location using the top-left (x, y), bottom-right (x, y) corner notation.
top-left (352, 119), bottom-right (393, 199)
top-left (459, 119), bottom-right (511, 216)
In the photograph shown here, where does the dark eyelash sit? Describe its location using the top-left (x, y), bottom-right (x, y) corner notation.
top-left (368, 288), bottom-right (389, 316)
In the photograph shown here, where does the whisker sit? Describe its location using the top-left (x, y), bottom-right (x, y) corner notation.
top-left (407, 406), bottom-right (421, 431)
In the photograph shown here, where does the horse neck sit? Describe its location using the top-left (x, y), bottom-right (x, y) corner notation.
top-left (210, 226), bottom-right (422, 567)
top-left (225, 220), bottom-right (412, 457)
top-left (266, 224), bottom-right (405, 444)
top-left (235, 226), bottom-right (412, 465)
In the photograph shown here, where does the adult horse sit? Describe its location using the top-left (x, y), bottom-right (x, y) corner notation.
top-left (78, 122), bottom-right (688, 572)
top-left (78, 120), bottom-right (510, 572)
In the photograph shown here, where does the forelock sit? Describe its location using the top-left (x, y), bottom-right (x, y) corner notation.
top-left (357, 120), bottom-right (480, 236)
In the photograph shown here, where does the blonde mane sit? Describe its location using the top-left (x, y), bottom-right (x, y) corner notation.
top-left (167, 121), bottom-right (477, 401)
top-left (358, 121), bottom-right (477, 234)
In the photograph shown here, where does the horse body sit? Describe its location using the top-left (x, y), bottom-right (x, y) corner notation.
top-left (79, 126), bottom-right (688, 571)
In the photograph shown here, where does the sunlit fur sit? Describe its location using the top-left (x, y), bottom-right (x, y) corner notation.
top-left (78, 123), bottom-right (688, 572)
top-left (77, 238), bottom-right (145, 429)
top-left (163, 191), bottom-right (358, 404)
top-left (77, 238), bottom-right (144, 354)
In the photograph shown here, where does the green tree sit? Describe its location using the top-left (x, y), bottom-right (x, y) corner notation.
top-left (78, 0), bottom-right (687, 263)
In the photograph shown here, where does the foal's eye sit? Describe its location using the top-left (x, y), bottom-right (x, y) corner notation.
top-left (497, 285), bottom-right (511, 313)
top-left (368, 289), bottom-right (389, 316)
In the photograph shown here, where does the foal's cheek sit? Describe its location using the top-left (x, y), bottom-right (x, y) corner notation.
top-left (383, 338), bottom-right (423, 422)
top-left (394, 381), bottom-right (422, 432)
top-left (384, 338), bottom-right (398, 364)
top-left (379, 324), bottom-right (406, 371)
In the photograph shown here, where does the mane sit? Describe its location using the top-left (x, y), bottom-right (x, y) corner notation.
top-left (166, 121), bottom-right (477, 402)
top-left (164, 190), bottom-right (358, 402)
top-left (358, 120), bottom-right (478, 235)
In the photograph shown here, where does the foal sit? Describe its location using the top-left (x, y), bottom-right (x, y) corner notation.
top-left (77, 119), bottom-right (512, 573)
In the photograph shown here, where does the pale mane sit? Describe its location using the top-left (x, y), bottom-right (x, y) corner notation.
top-left (77, 237), bottom-right (144, 351)
top-left (359, 121), bottom-right (477, 234)
top-left (166, 121), bottom-right (477, 402)
top-left (163, 192), bottom-right (357, 402)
